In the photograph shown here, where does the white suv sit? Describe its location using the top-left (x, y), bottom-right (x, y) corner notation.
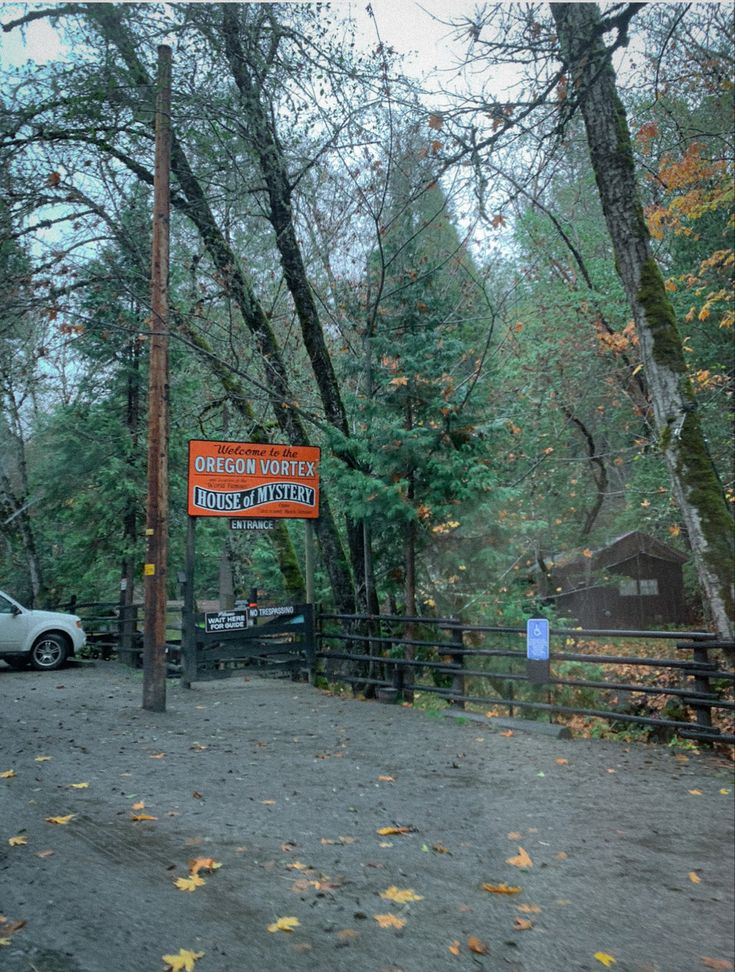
top-left (0, 590), bottom-right (86, 671)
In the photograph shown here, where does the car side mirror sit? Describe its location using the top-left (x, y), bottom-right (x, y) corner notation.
top-left (11, 604), bottom-right (21, 616)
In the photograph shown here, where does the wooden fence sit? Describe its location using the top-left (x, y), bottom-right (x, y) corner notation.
top-left (317, 613), bottom-right (735, 745)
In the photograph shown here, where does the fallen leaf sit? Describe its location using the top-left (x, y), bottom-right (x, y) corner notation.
top-left (376, 826), bottom-right (414, 836)
top-left (261, 799), bottom-right (276, 805)
top-left (192, 791), bottom-right (204, 800)
top-left (432, 843), bottom-right (449, 854)
top-left (150, 753), bottom-right (166, 759)
top-left (688, 789), bottom-right (703, 796)
top-left (500, 730), bottom-right (513, 737)
top-left (46, 814), bottom-right (75, 825)
top-left (8, 836), bottom-right (27, 847)
top-left (131, 813), bottom-right (158, 822)
top-left (69, 782), bottom-right (89, 789)
top-left (467, 935), bottom-right (489, 955)
top-left (594, 953), bottom-right (616, 967)
top-left (449, 940), bottom-right (461, 956)
top-left (336, 929), bottom-right (360, 941)
top-left (482, 883), bottom-right (521, 895)
top-left (286, 861), bottom-right (308, 871)
top-left (702, 958), bottom-right (734, 970)
top-left (555, 851), bottom-right (569, 861)
top-left (34, 756), bottom-right (51, 763)
top-left (132, 801), bottom-right (146, 811)
top-left (0, 770), bottom-right (16, 779)
top-left (190, 743), bottom-right (207, 751)
top-left (514, 917), bottom-right (533, 930)
top-left (35, 849), bottom-right (54, 859)
top-left (174, 875), bottom-right (206, 893)
top-left (378, 841), bottom-right (393, 848)
top-left (506, 847), bottom-right (533, 869)
top-left (689, 871), bottom-right (702, 884)
top-left (720, 789), bottom-right (731, 796)
top-left (517, 904), bottom-right (541, 913)
top-left (188, 857), bottom-right (222, 876)
top-left (0, 938), bottom-right (10, 947)
top-left (380, 886), bottom-right (424, 904)
top-left (267, 916), bottom-right (300, 933)
top-left (555, 758), bottom-right (568, 765)
top-left (507, 831), bottom-right (522, 840)
top-left (377, 775), bottom-right (395, 782)
top-left (674, 754), bottom-right (689, 763)
top-left (162, 947), bottom-right (205, 971)
top-left (373, 913), bottom-right (407, 929)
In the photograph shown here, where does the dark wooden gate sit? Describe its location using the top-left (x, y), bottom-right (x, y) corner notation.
top-left (181, 604), bottom-right (315, 686)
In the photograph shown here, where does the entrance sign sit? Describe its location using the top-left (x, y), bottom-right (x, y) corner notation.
top-left (230, 519), bottom-right (275, 531)
top-left (205, 610), bottom-right (248, 633)
top-left (188, 440), bottom-right (320, 519)
top-left (526, 619), bottom-right (549, 660)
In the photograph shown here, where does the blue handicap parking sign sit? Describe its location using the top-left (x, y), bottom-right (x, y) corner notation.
top-left (526, 618), bottom-right (549, 660)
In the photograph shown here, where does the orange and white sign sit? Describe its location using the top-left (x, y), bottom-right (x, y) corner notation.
top-left (187, 440), bottom-right (320, 519)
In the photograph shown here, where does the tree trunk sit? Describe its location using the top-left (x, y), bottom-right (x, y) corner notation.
top-left (552, 2), bottom-right (734, 638)
top-left (220, 4), bottom-right (368, 611)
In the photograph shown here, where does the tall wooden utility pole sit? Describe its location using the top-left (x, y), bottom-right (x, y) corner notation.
top-left (143, 44), bottom-right (172, 712)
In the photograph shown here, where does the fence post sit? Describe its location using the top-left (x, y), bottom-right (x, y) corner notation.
top-left (690, 643), bottom-right (713, 733)
top-left (450, 623), bottom-right (465, 710)
top-left (303, 603), bottom-right (316, 684)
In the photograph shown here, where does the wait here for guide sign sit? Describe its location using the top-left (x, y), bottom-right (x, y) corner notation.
top-left (187, 440), bottom-right (320, 519)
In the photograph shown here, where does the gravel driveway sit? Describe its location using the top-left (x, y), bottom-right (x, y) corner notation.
top-left (1, 661), bottom-right (733, 972)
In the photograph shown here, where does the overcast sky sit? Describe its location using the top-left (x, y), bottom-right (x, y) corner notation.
top-left (0, 1), bottom-right (475, 78)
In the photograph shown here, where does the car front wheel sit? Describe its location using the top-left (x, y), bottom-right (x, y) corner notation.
top-left (30, 634), bottom-right (68, 671)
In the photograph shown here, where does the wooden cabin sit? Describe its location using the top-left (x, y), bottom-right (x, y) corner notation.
top-left (538, 531), bottom-right (689, 629)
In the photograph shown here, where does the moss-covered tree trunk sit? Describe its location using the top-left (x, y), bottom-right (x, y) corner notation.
top-left (552, 2), bottom-right (734, 638)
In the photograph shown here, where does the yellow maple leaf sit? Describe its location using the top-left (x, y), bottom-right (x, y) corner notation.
top-left (482, 883), bottom-right (521, 895)
top-left (267, 916), bottom-right (300, 933)
top-left (131, 813), bottom-right (158, 822)
top-left (555, 758), bottom-right (569, 765)
top-left (514, 917), bottom-right (533, 930)
top-left (688, 871), bottom-right (702, 884)
top-left (0, 770), bottom-right (16, 779)
top-left (467, 935), bottom-right (489, 955)
top-left (69, 782), bottom-right (89, 789)
top-left (373, 913), bottom-right (407, 929)
top-left (174, 874), bottom-right (206, 893)
top-left (506, 847), bottom-right (533, 869)
top-left (517, 903), bottom-right (542, 913)
top-left (376, 826), bottom-right (413, 836)
top-left (594, 952), bottom-right (616, 967)
top-left (162, 947), bottom-right (205, 971)
top-left (46, 814), bottom-right (75, 825)
top-left (379, 886), bottom-right (424, 904)
top-left (131, 801), bottom-right (145, 811)
top-left (188, 857), bottom-right (222, 876)
top-left (688, 789), bottom-right (703, 796)
top-left (377, 775), bottom-right (395, 782)
top-left (8, 836), bottom-right (27, 847)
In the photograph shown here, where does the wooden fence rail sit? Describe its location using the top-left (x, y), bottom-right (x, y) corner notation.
top-left (316, 613), bottom-right (735, 745)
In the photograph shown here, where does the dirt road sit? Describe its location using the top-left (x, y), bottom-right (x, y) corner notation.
top-left (1, 662), bottom-right (733, 972)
